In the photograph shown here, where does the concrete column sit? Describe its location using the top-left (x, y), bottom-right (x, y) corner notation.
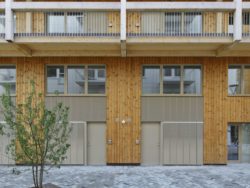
top-left (120, 0), bottom-right (126, 41)
top-left (5, 0), bottom-right (14, 41)
top-left (234, 0), bottom-right (242, 41)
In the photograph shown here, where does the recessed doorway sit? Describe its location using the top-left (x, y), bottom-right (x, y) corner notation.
top-left (227, 123), bottom-right (250, 163)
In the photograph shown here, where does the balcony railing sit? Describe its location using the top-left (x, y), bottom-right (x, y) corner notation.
top-left (127, 11), bottom-right (234, 37)
top-left (243, 11), bottom-right (250, 37)
top-left (0, 12), bottom-right (4, 38)
top-left (14, 11), bottom-right (120, 37)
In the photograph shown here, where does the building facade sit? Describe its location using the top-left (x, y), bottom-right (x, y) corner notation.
top-left (0, 0), bottom-right (250, 165)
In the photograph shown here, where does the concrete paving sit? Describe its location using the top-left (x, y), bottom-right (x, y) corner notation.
top-left (0, 164), bottom-right (250, 188)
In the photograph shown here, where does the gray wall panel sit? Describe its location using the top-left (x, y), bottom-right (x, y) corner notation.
top-left (45, 97), bottom-right (106, 122)
top-left (142, 97), bottom-right (203, 122)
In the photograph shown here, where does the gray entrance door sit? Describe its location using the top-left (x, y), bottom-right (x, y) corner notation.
top-left (161, 122), bottom-right (203, 165)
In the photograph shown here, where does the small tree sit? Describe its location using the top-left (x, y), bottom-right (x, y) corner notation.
top-left (0, 81), bottom-right (72, 188)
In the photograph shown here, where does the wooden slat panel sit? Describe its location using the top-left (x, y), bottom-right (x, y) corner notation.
top-left (203, 12), bottom-right (216, 33)
top-left (127, 12), bottom-right (141, 34)
top-left (107, 12), bottom-right (120, 34)
top-left (33, 12), bottom-right (45, 33)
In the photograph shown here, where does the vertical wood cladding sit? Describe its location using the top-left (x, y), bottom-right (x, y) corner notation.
top-left (0, 57), bottom-right (250, 164)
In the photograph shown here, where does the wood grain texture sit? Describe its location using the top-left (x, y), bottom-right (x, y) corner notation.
top-left (0, 57), bottom-right (250, 164)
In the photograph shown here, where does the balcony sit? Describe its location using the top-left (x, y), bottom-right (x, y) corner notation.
top-left (0, 0), bottom-right (250, 57)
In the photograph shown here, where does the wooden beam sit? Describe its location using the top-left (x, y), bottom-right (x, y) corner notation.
top-left (10, 43), bottom-right (32, 56)
top-left (216, 41), bottom-right (239, 56)
top-left (121, 40), bottom-right (126, 57)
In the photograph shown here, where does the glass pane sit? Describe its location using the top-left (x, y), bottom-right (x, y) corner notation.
top-left (142, 66), bottom-right (160, 94)
top-left (244, 66), bottom-right (250, 94)
top-left (165, 12), bottom-right (181, 34)
top-left (163, 66), bottom-right (181, 94)
top-left (228, 66), bottom-right (241, 95)
top-left (88, 66), bottom-right (106, 94)
top-left (0, 14), bottom-right (5, 33)
top-left (0, 66), bottom-right (16, 95)
top-left (184, 12), bottom-right (202, 34)
top-left (47, 12), bottom-right (65, 33)
top-left (227, 125), bottom-right (239, 160)
top-left (67, 66), bottom-right (84, 94)
top-left (241, 124), bottom-right (250, 163)
top-left (184, 66), bottom-right (201, 94)
top-left (47, 66), bottom-right (64, 94)
top-left (67, 12), bottom-right (84, 33)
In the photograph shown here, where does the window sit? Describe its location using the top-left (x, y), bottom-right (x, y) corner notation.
top-left (47, 12), bottom-right (65, 33)
top-left (165, 12), bottom-right (181, 34)
top-left (66, 12), bottom-right (84, 33)
top-left (88, 66), bottom-right (106, 94)
top-left (47, 12), bottom-right (84, 34)
top-left (184, 13), bottom-right (202, 34)
top-left (163, 66), bottom-right (181, 94)
top-left (142, 66), bottom-right (160, 94)
top-left (228, 65), bottom-right (250, 95)
top-left (142, 65), bottom-right (202, 95)
top-left (184, 66), bottom-right (201, 94)
top-left (165, 12), bottom-right (202, 34)
top-left (47, 66), bottom-right (65, 94)
top-left (67, 66), bottom-right (85, 94)
top-left (0, 66), bottom-right (16, 95)
top-left (0, 13), bottom-right (4, 34)
top-left (46, 65), bottom-right (106, 95)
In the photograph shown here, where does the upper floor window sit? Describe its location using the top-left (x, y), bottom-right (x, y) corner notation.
top-left (0, 66), bottom-right (16, 95)
top-left (165, 12), bottom-right (202, 34)
top-left (47, 65), bottom-right (106, 95)
top-left (228, 65), bottom-right (250, 95)
top-left (47, 12), bottom-right (84, 34)
top-left (142, 65), bottom-right (202, 95)
top-left (0, 13), bottom-right (4, 34)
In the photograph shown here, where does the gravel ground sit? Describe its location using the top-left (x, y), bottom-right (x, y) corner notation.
top-left (0, 164), bottom-right (250, 188)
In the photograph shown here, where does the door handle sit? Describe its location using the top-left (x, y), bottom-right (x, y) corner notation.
top-left (107, 139), bottom-right (112, 145)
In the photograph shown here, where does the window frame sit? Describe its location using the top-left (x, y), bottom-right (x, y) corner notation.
top-left (0, 65), bottom-right (17, 96)
top-left (228, 64), bottom-right (250, 96)
top-left (46, 64), bottom-right (106, 96)
top-left (142, 64), bottom-right (203, 96)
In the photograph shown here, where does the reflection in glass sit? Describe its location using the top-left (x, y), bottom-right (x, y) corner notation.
top-left (163, 66), bottom-right (181, 94)
top-left (67, 66), bottom-right (84, 94)
top-left (227, 125), bottom-right (239, 160)
top-left (0, 66), bottom-right (16, 95)
top-left (88, 66), bottom-right (106, 94)
top-left (184, 66), bottom-right (201, 94)
top-left (142, 66), bottom-right (160, 94)
top-left (47, 66), bottom-right (64, 94)
top-left (228, 66), bottom-right (241, 95)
